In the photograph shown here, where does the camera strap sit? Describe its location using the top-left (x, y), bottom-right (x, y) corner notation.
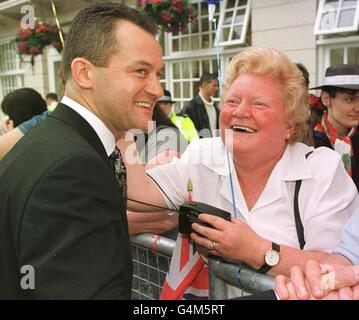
top-left (127, 173), bottom-right (180, 213)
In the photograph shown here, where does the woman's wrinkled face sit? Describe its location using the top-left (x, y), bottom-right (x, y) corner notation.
top-left (220, 73), bottom-right (292, 162)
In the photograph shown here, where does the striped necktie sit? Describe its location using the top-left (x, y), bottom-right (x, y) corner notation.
top-left (109, 146), bottom-right (127, 208)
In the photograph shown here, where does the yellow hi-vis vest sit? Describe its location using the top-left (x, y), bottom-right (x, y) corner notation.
top-left (170, 113), bottom-right (199, 142)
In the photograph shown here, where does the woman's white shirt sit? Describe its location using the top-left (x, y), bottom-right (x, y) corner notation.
top-left (147, 137), bottom-right (359, 252)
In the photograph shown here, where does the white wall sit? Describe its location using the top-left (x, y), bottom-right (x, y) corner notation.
top-left (252, 0), bottom-right (318, 86)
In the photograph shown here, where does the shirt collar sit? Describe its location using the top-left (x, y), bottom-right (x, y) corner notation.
top-left (61, 96), bottom-right (116, 156)
top-left (201, 139), bottom-right (313, 182)
top-left (278, 143), bottom-right (314, 181)
top-left (199, 91), bottom-right (214, 106)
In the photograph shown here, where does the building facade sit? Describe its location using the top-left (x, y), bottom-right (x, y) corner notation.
top-left (0, 0), bottom-right (358, 123)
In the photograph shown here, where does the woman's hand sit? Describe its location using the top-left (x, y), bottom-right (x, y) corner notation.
top-left (190, 214), bottom-right (264, 265)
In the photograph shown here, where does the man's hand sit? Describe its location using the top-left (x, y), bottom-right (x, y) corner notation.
top-left (275, 260), bottom-right (359, 300)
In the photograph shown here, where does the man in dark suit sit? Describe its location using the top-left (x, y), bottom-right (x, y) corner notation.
top-left (182, 72), bottom-right (219, 138)
top-left (0, 3), bottom-right (163, 299)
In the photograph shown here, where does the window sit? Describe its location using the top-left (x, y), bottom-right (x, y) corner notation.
top-left (169, 0), bottom-right (220, 53)
top-left (328, 44), bottom-right (359, 64)
top-left (168, 58), bottom-right (218, 111)
top-left (162, 1), bottom-right (249, 111)
top-left (0, 39), bottom-right (24, 100)
top-left (317, 42), bottom-right (359, 84)
top-left (314, 0), bottom-right (359, 35)
top-left (0, 39), bottom-right (24, 128)
top-left (215, 0), bottom-right (251, 46)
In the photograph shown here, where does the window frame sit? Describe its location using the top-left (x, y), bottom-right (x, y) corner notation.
top-left (167, 0), bottom-right (220, 54)
top-left (314, 0), bottom-right (359, 35)
top-left (215, 0), bottom-right (251, 47)
top-left (316, 35), bottom-right (359, 89)
top-left (0, 37), bottom-right (24, 101)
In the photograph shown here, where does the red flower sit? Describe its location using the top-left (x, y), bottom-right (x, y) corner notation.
top-left (162, 14), bottom-right (172, 22)
top-left (136, 0), bottom-right (196, 33)
top-left (177, 3), bottom-right (183, 13)
top-left (15, 22), bottom-right (65, 65)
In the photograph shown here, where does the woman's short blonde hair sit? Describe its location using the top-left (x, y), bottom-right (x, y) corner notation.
top-left (221, 47), bottom-right (309, 143)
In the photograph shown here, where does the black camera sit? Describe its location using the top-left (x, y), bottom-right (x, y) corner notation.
top-left (178, 201), bottom-right (232, 235)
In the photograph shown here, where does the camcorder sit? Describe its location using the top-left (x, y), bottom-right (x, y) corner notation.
top-left (179, 201), bottom-right (232, 235)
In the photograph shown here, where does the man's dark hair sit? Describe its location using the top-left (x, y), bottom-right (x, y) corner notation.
top-left (46, 93), bottom-right (58, 101)
top-left (1, 88), bottom-right (47, 127)
top-left (296, 63), bottom-right (309, 88)
top-left (62, 2), bottom-right (158, 80)
top-left (199, 72), bottom-right (218, 85)
top-left (321, 86), bottom-right (359, 98)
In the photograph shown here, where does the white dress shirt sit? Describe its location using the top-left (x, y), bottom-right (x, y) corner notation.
top-left (148, 137), bottom-right (359, 252)
top-left (61, 96), bottom-right (116, 156)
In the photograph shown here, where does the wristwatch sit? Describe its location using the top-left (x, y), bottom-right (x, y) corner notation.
top-left (257, 242), bottom-right (280, 274)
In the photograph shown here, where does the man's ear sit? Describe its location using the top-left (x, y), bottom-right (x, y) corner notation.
top-left (320, 91), bottom-right (331, 108)
top-left (70, 58), bottom-right (94, 89)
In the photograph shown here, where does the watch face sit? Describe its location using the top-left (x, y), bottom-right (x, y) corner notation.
top-left (265, 249), bottom-right (280, 266)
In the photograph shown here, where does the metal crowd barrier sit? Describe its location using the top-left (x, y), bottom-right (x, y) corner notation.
top-left (130, 233), bottom-right (275, 300)
top-left (208, 257), bottom-right (275, 299)
top-left (130, 234), bottom-right (175, 300)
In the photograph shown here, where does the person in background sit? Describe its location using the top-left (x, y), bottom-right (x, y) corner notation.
top-left (1, 88), bottom-right (47, 133)
top-left (46, 92), bottom-right (59, 111)
top-left (296, 63), bottom-right (327, 146)
top-left (182, 72), bottom-right (219, 138)
top-left (295, 63), bottom-right (326, 140)
top-left (157, 89), bottom-right (198, 142)
top-left (0, 110), bottom-right (50, 161)
top-left (135, 93), bottom-right (188, 166)
top-left (310, 64), bottom-right (359, 191)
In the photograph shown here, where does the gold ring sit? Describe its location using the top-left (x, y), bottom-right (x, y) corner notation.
top-left (208, 240), bottom-right (216, 250)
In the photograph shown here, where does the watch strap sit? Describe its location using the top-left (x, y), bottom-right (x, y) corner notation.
top-left (272, 242), bottom-right (280, 252)
top-left (257, 263), bottom-right (272, 274)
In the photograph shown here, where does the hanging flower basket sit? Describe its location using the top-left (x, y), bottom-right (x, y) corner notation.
top-left (15, 22), bottom-right (64, 66)
top-left (136, 0), bottom-right (197, 33)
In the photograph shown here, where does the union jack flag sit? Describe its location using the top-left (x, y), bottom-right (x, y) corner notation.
top-left (160, 233), bottom-right (208, 300)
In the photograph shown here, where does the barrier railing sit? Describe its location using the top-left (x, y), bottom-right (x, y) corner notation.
top-left (208, 257), bottom-right (275, 299)
top-left (130, 233), bottom-right (275, 300)
top-left (130, 234), bottom-right (175, 300)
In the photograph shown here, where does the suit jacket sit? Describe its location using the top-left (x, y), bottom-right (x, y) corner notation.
top-left (313, 130), bottom-right (359, 192)
top-left (0, 103), bottom-right (132, 299)
top-left (182, 95), bottom-right (219, 138)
